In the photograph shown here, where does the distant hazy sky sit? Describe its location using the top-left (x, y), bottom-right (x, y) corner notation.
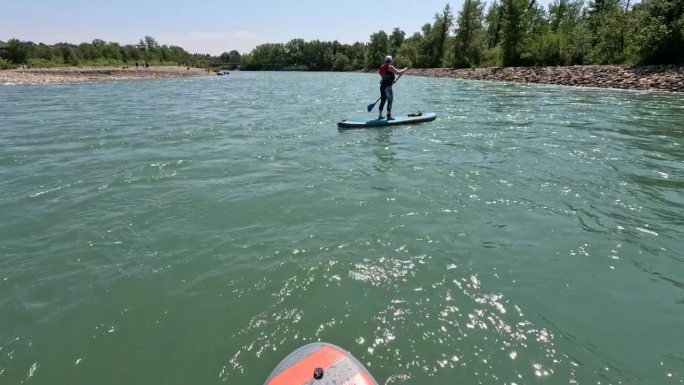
top-left (1, 0), bottom-right (556, 55)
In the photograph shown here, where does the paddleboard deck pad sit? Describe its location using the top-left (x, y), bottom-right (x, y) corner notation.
top-left (263, 342), bottom-right (379, 385)
top-left (338, 112), bottom-right (436, 129)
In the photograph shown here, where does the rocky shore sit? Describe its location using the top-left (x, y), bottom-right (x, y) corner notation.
top-left (410, 65), bottom-right (684, 92)
top-left (2, 64), bottom-right (683, 92)
top-left (0, 66), bottom-right (210, 85)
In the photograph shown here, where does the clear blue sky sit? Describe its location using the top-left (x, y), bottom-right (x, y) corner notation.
top-left (1, 0), bottom-right (555, 55)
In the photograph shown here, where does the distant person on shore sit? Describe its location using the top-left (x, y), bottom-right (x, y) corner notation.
top-left (145, 61), bottom-right (149, 69)
top-left (135, 61), bottom-right (139, 69)
top-left (378, 55), bottom-right (407, 120)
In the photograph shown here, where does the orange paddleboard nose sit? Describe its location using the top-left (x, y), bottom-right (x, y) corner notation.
top-left (263, 342), bottom-right (379, 385)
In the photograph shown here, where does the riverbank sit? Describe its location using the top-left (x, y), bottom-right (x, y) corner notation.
top-left (3, 64), bottom-right (683, 92)
top-left (0, 66), bottom-right (210, 84)
top-left (410, 64), bottom-right (684, 92)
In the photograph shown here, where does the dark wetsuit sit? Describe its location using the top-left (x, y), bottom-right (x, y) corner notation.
top-left (378, 64), bottom-right (395, 114)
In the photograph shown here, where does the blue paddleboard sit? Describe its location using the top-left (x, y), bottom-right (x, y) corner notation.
top-left (338, 112), bottom-right (436, 129)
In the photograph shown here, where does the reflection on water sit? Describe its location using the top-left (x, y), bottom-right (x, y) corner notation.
top-left (219, 255), bottom-right (581, 384)
top-left (373, 129), bottom-right (397, 173)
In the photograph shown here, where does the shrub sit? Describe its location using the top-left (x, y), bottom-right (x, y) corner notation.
top-left (0, 57), bottom-right (13, 70)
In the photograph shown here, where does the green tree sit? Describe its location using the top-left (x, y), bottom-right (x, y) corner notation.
top-left (122, 45), bottom-right (141, 62)
top-left (61, 46), bottom-right (82, 66)
top-left (137, 35), bottom-right (161, 63)
top-left (169, 46), bottom-right (189, 65)
top-left (565, 20), bottom-right (593, 64)
top-left (0, 57), bottom-right (11, 70)
top-left (588, 0), bottom-right (620, 14)
top-left (366, 30), bottom-right (390, 68)
top-left (548, 0), bottom-right (581, 31)
top-left (303, 40), bottom-right (333, 70)
top-left (521, 3), bottom-right (558, 65)
top-left (628, 0), bottom-right (684, 64)
top-left (333, 53), bottom-right (350, 71)
top-left (587, 0), bottom-right (626, 63)
top-left (485, 1), bottom-right (503, 49)
top-left (429, 4), bottom-right (455, 67)
top-left (396, 33), bottom-right (425, 68)
top-left (547, 0), bottom-right (586, 64)
top-left (159, 45), bottom-right (173, 62)
top-left (219, 50), bottom-right (241, 69)
top-left (240, 53), bottom-right (256, 70)
top-left (453, 0), bottom-right (487, 68)
top-left (285, 39), bottom-right (306, 69)
top-left (342, 42), bottom-right (367, 70)
top-left (416, 23), bottom-right (436, 68)
top-left (500, 0), bottom-right (530, 66)
top-left (250, 43), bottom-right (287, 70)
top-left (143, 36), bottom-right (159, 51)
top-left (389, 28), bottom-right (406, 57)
top-left (103, 42), bottom-right (122, 61)
top-left (524, 29), bottom-right (563, 65)
top-left (5, 38), bottom-right (30, 64)
top-left (32, 43), bottom-right (55, 62)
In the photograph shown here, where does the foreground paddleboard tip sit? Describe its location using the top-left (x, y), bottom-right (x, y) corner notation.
top-left (263, 342), bottom-right (379, 385)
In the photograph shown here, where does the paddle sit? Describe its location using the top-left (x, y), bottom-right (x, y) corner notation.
top-left (367, 74), bottom-right (403, 112)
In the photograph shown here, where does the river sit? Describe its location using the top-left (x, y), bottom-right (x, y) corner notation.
top-left (1, 72), bottom-right (682, 384)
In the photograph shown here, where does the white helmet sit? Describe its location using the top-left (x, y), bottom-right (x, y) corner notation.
top-left (384, 55), bottom-right (393, 62)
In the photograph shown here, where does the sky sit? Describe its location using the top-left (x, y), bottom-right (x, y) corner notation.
top-left (1, 0), bottom-right (555, 55)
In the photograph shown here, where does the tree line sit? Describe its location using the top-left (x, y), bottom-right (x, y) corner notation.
top-left (1, 0), bottom-right (681, 71)
top-left (0, 36), bottom-right (209, 70)
top-left (240, 0), bottom-right (682, 70)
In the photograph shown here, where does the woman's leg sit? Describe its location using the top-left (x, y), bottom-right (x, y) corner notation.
top-left (378, 85), bottom-right (388, 117)
top-left (385, 87), bottom-right (394, 119)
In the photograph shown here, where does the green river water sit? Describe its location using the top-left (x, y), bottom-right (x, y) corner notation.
top-left (1, 72), bottom-right (683, 384)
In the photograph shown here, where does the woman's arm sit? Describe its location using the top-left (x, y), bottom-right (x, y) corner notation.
top-left (390, 65), bottom-right (408, 75)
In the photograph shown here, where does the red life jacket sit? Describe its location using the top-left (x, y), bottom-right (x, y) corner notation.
top-left (378, 63), bottom-right (395, 86)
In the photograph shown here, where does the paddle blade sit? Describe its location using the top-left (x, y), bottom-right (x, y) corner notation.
top-left (367, 97), bottom-right (381, 112)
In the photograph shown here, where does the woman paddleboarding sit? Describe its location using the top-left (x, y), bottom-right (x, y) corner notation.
top-left (377, 55), bottom-right (407, 120)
